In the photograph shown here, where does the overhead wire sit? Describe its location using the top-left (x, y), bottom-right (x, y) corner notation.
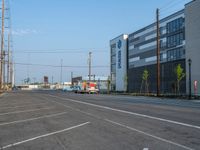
top-left (14, 62), bottom-right (109, 68)
top-left (160, 0), bottom-right (191, 15)
top-left (159, 0), bottom-right (191, 19)
top-left (14, 50), bottom-right (108, 54)
top-left (13, 47), bottom-right (109, 54)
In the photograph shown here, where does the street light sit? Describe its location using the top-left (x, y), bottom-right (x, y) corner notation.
top-left (188, 58), bottom-right (192, 100)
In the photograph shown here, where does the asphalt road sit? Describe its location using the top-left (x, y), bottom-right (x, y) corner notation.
top-left (0, 91), bottom-right (200, 150)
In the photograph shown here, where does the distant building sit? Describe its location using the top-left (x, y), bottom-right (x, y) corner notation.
top-left (110, 34), bottom-right (128, 92)
top-left (110, 0), bottom-right (200, 95)
top-left (72, 76), bottom-right (108, 91)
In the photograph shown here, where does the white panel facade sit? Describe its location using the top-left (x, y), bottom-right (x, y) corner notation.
top-left (110, 35), bottom-right (128, 91)
top-left (185, 0), bottom-right (200, 96)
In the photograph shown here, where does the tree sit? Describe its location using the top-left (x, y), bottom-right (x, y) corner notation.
top-left (175, 64), bottom-right (185, 94)
top-left (140, 69), bottom-right (149, 95)
top-left (107, 76), bottom-right (111, 94)
top-left (124, 74), bottom-right (128, 93)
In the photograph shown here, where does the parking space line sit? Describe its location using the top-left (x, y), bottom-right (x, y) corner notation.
top-left (0, 112), bottom-right (68, 126)
top-left (0, 107), bottom-right (53, 116)
top-left (0, 103), bottom-right (50, 110)
top-left (105, 119), bottom-right (194, 150)
top-left (43, 97), bottom-right (194, 150)
top-left (2, 122), bottom-right (90, 149)
top-left (0, 101), bottom-right (43, 108)
top-left (47, 94), bottom-right (200, 130)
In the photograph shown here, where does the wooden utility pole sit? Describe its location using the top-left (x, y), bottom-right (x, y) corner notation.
top-left (156, 8), bottom-right (160, 96)
top-left (71, 72), bottom-right (73, 85)
top-left (60, 59), bottom-right (63, 84)
top-left (88, 52), bottom-right (92, 82)
top-left (0, 0), bottom-right (5, 90)
top-left (10, 52), bottom-right (13, 87)
top-left (7, 33), bottom-right (10, 85)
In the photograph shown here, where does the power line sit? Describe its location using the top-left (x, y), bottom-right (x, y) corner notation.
top-left (160, 0), bottom-right (191, 12)
top-left (13, 47), bottom-right (109, 51)
top-left (14, 62), bottom-right (109, 68)
top-left (14, 50), bottom-right (108, 54)
top-left (160, 0), bottom-right (179, 10)
top-left (160, 9), bottom-right (184, 18)
top-left (13, 48), bottom-right (109, 54)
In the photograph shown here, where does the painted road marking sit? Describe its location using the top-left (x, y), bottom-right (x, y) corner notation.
top-left (0, 107), bottom-right (53, 116)
top-left (44, 97), bottom-right (194, 150)
top-left (2, 122), bottom-right (90, 149)
top-left (0, 112), bottom-right (68, 126)
top-left (0, 103), bottom-right (49, 110)
top-left (105, 119), bottom-right (194, 150)
top-left (47, 94), bottom-right (200, 130)
top-left (0, 102), bottom-right (37, 108)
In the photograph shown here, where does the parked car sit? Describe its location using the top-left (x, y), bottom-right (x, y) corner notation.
top-left (88, 86), bottom-right (99, 94)
top-left (62, 86), bottom-right (73, 92)
top-left (72, 86), bottom-right (82, 93)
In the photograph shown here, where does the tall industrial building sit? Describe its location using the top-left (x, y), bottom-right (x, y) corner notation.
top-left (110, 0), bottom-right (200, 96)
top-left (110, 34), bottom-right (128, 92)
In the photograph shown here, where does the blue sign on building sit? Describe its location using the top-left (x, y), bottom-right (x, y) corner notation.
top-left (118, 50), bottom-right (121, 69)
top-left (118, 40), bottom-right (122, 49)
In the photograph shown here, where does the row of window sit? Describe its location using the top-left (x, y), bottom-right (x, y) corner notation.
top-left (167, 48), bottom-right (185, 61)
top-left (111, 55), bottom-right (116, 64)
top-left (167, 33), bottom-right (184, 48)
top-left (128, 47), bottom-right (185, 64)
top-left (111, 64), bottom-right (116, 73)
top-left (111, 47), bottom-right (116, 55)
top-left (166, 17), bottom-right (184, 34)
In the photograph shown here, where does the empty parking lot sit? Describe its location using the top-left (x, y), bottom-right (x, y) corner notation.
top-left (0, 91), bottom-right (200, 150)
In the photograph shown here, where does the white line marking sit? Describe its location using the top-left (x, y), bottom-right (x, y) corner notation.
top-left (105, 119), bottom-right (194, 150)
top-left (0, 102), bottom-right (35, 108)
top-left (0, 107), bottom-right (53, 116)
top-left (143, 148), bottom-right (149, 150)
top-left (0, 103), bottom-right (49, 110)
top-left (2, 122), bottom-right (90, 149)
top-left (47, 94), bottom-right (200, 130)
top-left (0, 112), bottom-right (67, 126)
top-left (45, 97), bottom-right (195, 150)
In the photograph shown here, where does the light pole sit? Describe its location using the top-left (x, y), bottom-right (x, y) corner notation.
top-left (188, 58), bottom-right (192, 100)
top-left (88, 52), bottom-right (92, 82)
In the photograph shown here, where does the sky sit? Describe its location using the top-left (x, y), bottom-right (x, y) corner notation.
top-left (9, 0), bottom-right (191, 84)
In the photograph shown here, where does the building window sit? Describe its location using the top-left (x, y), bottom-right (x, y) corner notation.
top-left (166, 17), bottom-right (184, 34)
top-left (167, 33), bottom-right (184, 48)
top-left (111, 64), bottom-right (116, 73)
top-left (167, 48), bottom-right (185, 61)
top-left (111, 47), bottom-right (116, 55)
top-left (111, 56), bottom-right (116, 64)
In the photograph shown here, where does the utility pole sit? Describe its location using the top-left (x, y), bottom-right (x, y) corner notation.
top-left (0, 0), bottom-right (5, 90)
top-left (71, 72), bottom-right (73, 85)
top-left (156, 8), bottom-right (161, 96)
top-left (7, 33), bottom-right (10, 85)
top-left (3, 50), bottom-right (6, 86)
top-left (88, 52), bottom-right (92, 82)
top-left (10, 52), bottom-right (13, 87)
top-left (60, 59), bottom-right (63, 84)
top-left (52, 76), bottom-right (53, 85)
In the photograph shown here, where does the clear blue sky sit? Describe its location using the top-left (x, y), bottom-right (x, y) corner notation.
top-left (10, 0), bottom-right (191, 84)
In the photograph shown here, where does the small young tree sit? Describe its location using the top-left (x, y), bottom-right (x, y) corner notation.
top-left (140, 69), bottom-right (149, 95)
top-left (175, 64), bottom-right (185, 94)
top-left (124, 74), bottom-right (128, 93)
top-left (107, 76), bottom-right (111, 94)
